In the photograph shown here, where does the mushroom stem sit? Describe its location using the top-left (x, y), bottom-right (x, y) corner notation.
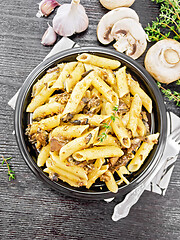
top-left (164, 49), bottom-right (180, 65)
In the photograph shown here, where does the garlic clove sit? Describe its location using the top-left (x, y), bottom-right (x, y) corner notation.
top-left (41, 23), bottom-right (57, 46)
top-left (36, 0), bottom-right (60, 18)
top-left (53, 0), bottom-right (89, 37)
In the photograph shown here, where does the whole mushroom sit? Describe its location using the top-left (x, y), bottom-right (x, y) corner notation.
top-left (111, 18), bottom-right (147, 59)
top-left (99, 0), bottom-right (135, 10)
top-left (144, 39), bottom-right (180, 84)
top-left (97, 7), bottom-right (139, 45)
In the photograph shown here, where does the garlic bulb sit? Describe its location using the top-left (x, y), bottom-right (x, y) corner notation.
top-left (36, 0), bottom-right (60, 18)
top-left (41, 23), bottom-right (57, 46)
top-left (53, 0), bottom-right (89, 37)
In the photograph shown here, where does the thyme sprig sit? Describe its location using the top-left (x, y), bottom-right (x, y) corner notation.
top-left (176, 79), bottom-right (180, 85)
top-left (1, 156), bottom-right (15, 181)
top-left (157, 82), bottom-right (180, 106)
top-left (98, 106), bottom-right (119, 142)
top-left (145, 0), bottom-right (180, 106)
top-left (145, 0), bottom-right (180, 42)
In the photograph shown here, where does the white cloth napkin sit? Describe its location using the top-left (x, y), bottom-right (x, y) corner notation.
top-left (145, 111), bottom-right (179, 195)
top-left (8, 37), bottom-right (180, 220)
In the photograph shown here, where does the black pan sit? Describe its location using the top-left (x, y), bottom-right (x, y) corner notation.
top-left (14, 47), bottom-right (167, 200)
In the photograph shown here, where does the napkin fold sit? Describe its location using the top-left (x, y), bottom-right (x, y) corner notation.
top-left (8, 37), bottom-right (180, 220)
top-left (146, 111), bottom-right (179, 195)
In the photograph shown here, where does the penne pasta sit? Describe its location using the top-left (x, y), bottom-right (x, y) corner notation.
top-left (121, 93), bottom-right (131, 108)
top-left (128, 133), bottom-right (159, 172)
top-left (72, 146), bottom-right (124, 161)
top-left (32, 102), bottom-right (63, 120)
top-left (50, 152), bottom-right (88, 180)
top-left (94, 134), bottom-right (119, 147)
top-left (101, 97), bottom-right (108, 115)
top-left (104, 170), bottom-right (118, 193)
top-left (32, 64), bottom-right (64, 97)
top-left (116, 66), bottom-right (129, 98)
top-left (122, 112), bottom-right (130, 127)
top-left (101, 69), bottom-right (116, 86)
top-left (105, 102), bottom-right (131, 148)
top-left (30, 114), bottom-right (62, 134)
top-left (51, 125), bottom-right (89, 139)
top-left (127, 94), bottom-right (142, 137)
top-left (84, 64), bottom-right (116, 85)
top-left (26, 86), bottom-right (55, 112)
top-left (77, 53), bottom-right (121, 69)
top-left (116, 166), bottom-right (130, 185)
top-left (91, 87), bottom-right (101, 98)
top-left (65, 62), bottom-right (85, 92)
top-left (86, 163), bottom-right (109, 189)
top-left (52, 62), bottom-right (77, 89)
top-left (91, 72), bottom-right (119, 106)
top-left (59, 127), bottom-right (99, 161)
top-left (47, 159), bottom-right (87, 187)
top-left (37, 143), bottom-right (51, 167)
top-left (128, 75), bottom-right (152, 113)
top-left (63, 72), bottom-right (93, 115)
top-left (136, 118), bottom-right (147, 137)
top-left (43, 167), bottom-right (52, 174)
top-left (122, 112), bottom-right (147, 137)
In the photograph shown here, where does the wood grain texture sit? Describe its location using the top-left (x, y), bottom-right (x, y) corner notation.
top-left (0, 0), bottom-right (180, 239)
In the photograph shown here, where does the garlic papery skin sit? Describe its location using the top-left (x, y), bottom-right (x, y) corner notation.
top-left (36, 0), bottom-right (60, 18)
top-left (41, 23), bottom-right (57, 46)
top-left (53, 0), bottom-right (89, 37)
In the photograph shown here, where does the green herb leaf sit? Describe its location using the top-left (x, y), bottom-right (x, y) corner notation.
top-left (145, 0), bottom-right (180, 42)
top-left (176, 79), bottom-right (180, 85)
top-left (102, 122), bottom-right (111, 129)
top-left (100, 105), bottom-right (120, 142)
top-left (157, 81), bottom-right (180, 106)
top-left (113, 105), bottom-right (119, 112)
top-left (110, 113), bottom-right (116, 122)
top-left (1, 156), bottom-right (15, 181)
top-left (98, 132), bottom-right (108, 142)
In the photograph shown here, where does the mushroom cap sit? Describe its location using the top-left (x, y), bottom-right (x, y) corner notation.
top-left (97, 7), bottom-right (139, 45)
top-left (144, 39), bottom-right (180, 84)
top-left (111, 18), bottom-right (147, 59)
top-left (99, 0), bottom-right (135, 10)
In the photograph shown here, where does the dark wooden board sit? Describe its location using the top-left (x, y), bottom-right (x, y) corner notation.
top-left (0, 0), bottom-right (180, 239)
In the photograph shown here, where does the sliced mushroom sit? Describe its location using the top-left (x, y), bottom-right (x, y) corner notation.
top-left (100, 0), bottom-right (135, 10)
top-left (145, 39), bottom-right (180, 84)
top-left (111, 18), bottom-right (147, 59)
top-left (97, 7), bottom-right (139, 45)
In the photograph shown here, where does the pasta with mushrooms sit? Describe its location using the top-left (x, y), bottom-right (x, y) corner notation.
top-left (26, 53), bottom-right (159, 193)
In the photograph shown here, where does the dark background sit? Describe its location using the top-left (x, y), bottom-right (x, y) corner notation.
top-left (0, 0), bottom-right (180, 239)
